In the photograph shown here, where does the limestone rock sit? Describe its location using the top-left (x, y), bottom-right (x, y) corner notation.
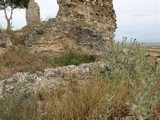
top-left (57, 0), bottom-right (116, 34)
top-left (0, 33), bottom-right (13, 56)
top-left (0, 61), bottom-right (109, 99)
top-left (25, 0), bottom-right (116, 55)
top-left (0, 48), bottom-right (6, 56)
top-left (25, 19), bottom-right (106, 54)
top-left (26, 0), bottom-right (41, 26)
top-left (0, 33), bottom-right (12, 48)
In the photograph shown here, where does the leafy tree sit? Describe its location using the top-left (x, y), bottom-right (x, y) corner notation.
top-left (0, 0), bottom-right (29, 30)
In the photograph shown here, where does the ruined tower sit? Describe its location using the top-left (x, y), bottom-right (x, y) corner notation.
top-left (57, 0), bottom-right (116, 42)
top-left (26, 0), bottom-right (41, 26)
top-left (25, 0), bottom-right (116, 54)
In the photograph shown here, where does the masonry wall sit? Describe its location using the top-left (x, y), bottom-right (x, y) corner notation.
top-left (25, 0), bottom-right (116, 55)
top-left (26, 0), bottom-right (41, 26)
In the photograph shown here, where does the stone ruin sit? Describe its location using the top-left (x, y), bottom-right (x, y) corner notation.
top-left (0, 33), bottom-right (13, 56)
top-left (57, 0), bottom-right (116, 40)
top-left (0, 61), bottom-right (109, 99)
top-left (0, 0), bottom-right (117, 100)
top-left (25, 0), bottom-right (116, 55)
top-left (26, 0), bottom-right (41, 26)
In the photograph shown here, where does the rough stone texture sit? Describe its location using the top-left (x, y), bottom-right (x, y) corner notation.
top-left (0, 61), bottom-right (109, 99)
top-left (0, 33), bottom-right (12, 48)
top-left (25, 0), bottom-right (116, 55)
top-left (0, 33), bottom-right (13, 56)
top-left (26, 0), bottom-right (41, 26)
top-left (57, 0), bottom-right (116, 40)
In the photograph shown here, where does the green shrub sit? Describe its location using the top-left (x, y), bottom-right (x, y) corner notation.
top-left (44, 52), bottom-right (96, 66)
top-left (0, 81), bottom-right (31, 120)
top-left (5, 29), bottom-right (25, 45)
top-left (12, 37), bottom-right (25, 45)
top-left (102, 39), bottom-right (153, 80)
top-left (102, 38), bottom-right (160, 119)
top-left (36, 29), bottom-right (44, 35)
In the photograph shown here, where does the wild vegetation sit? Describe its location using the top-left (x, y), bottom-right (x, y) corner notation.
top-left (0, 39), bottom-right (159, 120)
top-left (0, 47), bottom-right (95, 80)
top-left (0, 26), bottom-right (3, 33)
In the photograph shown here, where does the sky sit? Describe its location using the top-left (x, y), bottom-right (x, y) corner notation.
top-left (0, 0), bottom-right (160, 43)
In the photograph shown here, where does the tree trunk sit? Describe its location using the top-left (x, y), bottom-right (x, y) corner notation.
top-left (3, 6), bottom-right (13, 30)
top-left (6, 18), bottom-right (11, 30)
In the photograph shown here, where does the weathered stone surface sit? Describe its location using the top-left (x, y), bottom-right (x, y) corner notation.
top-left (0, 61), bottom-right (109, 99)
top-left (25, 0), bottom-right (116, 55)
top-left (25, 19), bottom-right (107, 54)
top-left (57, 0), bottom-right (116, 38)
top-left (26, 0), bottom-right (41, 26)
top-left (0, 48), bottom-right (6, 56)
top-left (0, 33), bottom-right (13, 56)
top-left (0, 33), bottom-right (12, 48)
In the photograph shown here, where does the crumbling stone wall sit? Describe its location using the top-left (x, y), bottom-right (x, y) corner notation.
top-left (25, 0), bottom-right (116, 55)
top-left (0, 33), bottom-right (13, 56)
top-left (0, 33), bottom-right (12, 48)
top-left (57, 0), bottom-right (116, 31)
top-left (26, 0), bottom-right (41, 26)
top-left (0, 61), bottom-right (109, 99)
top-left (57, 0), bottom-right (116, 41)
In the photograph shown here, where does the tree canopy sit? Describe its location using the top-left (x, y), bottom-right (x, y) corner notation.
top-left (0, 0), bottom-right (29, 10)
top-left (0, 0), bottom-right (30, 30)
top-left (11, 0), bottom-right (29, 8)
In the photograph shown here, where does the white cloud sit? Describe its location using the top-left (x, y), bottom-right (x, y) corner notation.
top-left (113, 0), bottom-right (160, 41)
top-left (114, 0), bottom-right (159, 25)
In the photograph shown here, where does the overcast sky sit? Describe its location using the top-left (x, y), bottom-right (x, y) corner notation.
top-left (0, 0), bottom-right (160, 43)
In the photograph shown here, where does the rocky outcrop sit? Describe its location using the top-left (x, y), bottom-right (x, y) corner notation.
top-left (0, 61), bottom-right (109, 99)
top-left (0, 33), bottom-right (13, 56)
top-left (57, 0), bottom-right (116, 40)
top-left (25, 0), bottom-right (116, 55)
top-left (26, 0), bottom-right (41, 26)
top-left (0, 33), bottom-right (12, 48)
top-left (25, 19), bottom-right (106, 54)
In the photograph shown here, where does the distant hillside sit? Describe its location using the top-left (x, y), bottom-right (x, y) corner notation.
top-left (139, 39), bottom-right (160, 46)
top-left (144, 42), bottom-right (160, 46)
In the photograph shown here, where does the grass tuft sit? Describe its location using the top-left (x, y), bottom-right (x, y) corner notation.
top-left (43, 51), bottom-right (96, 67)
top-left (0, 40), bottom-right (159, 119)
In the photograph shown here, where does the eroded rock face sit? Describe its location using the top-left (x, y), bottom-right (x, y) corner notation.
top-left (57, 0), bottom-right (116, 33)
top-left (26, 0), bottom-right (41, 26)
top-left (25, 0), bottom-right (116, 55)
top-left (0, 33), bottom-right (13, 56)
top-left (0, 61), bottom-right (109, 99)
top-left (0, 33), bottom-right (12, 48)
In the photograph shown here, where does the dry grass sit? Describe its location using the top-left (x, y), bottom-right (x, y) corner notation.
top-left (0, 77), bottom-right (159, 120)
top-left (0, 48), bottom-right (95, 80)
top-left (39, 80), bottom-right (132, 120)
top-left (0, 48), bottom-right (49, 80)
top-left (0, 79), bottom-right (131, 120)
top-left (0, 40), bottom-right (159, 119)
